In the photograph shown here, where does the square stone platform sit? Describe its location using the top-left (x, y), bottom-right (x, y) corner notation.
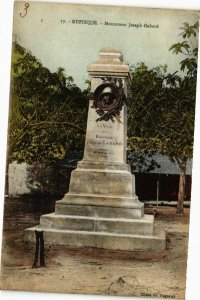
top-left (24, 208), bottom-right (166, 251)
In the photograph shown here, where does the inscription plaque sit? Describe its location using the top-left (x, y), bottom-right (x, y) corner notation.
top-left (83, 106), bottom-right (126, 162)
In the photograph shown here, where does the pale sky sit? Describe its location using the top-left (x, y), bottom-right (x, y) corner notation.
top-left (13, 1), bottom-right (199, 89)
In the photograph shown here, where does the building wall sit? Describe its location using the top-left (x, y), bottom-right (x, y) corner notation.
top-left (135, 173), bottom-right (191, 201)
top-left (8, 161), bottom-right (71, 197)
top-left (8, 161), bottom-right (31, 195)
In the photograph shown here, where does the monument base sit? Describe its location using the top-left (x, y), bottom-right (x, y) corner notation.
top-left (24, 165), bottom-right (166, 251)
top-left (24, 195), bottom-right (166, 251)
top-left (24, 222), bottom-right (166, 252)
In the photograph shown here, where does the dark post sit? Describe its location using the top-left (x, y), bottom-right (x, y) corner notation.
top-left (39, 231), bottom-right (45, 267)
top-left (32, 230), bottom-right (40, 268)
top-left (32, 230), bottom-right (46, 268)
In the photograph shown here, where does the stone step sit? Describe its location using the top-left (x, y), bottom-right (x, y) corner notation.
top-left (56, 196), bottom-right (144, 219)
top-left (40, 213), bottom-right (154, 235)
top-left (59, 193), bottom-right (141, 207)
top-left (24, 226), bottom-right (166, 251)
top-left (56, 203), bottom-right (143, 219)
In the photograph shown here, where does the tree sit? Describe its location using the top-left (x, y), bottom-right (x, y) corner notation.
top-left (9, 42), bottom-right (88, 165)
top-left (168, 21), bottom-right (198, 213)
top-left (127, 23), bottom-right (198, 215)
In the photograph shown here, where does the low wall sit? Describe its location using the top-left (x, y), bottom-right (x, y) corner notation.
top-left (8, 161), bottom-right (72, 197)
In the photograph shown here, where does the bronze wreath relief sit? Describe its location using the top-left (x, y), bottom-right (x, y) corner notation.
top-left (91, 78), bottom-right (126, 123)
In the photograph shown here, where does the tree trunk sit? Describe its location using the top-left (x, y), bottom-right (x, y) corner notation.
top-left (177, 165), bottom-right (186, 214)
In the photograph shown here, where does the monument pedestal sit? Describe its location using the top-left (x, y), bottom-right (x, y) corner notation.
top-left (25, 164), bottom-right (165, 251)
top-left (25, 49), bottom-right (166, 251)
top-left (25, 148), bottom-right (166, 251)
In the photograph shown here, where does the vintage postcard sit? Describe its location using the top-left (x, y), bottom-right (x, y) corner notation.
top-left (0, 1), bottom-right (200, 300)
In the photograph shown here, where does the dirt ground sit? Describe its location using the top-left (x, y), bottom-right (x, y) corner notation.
top-left (0, 197), bottom-right (190, 299)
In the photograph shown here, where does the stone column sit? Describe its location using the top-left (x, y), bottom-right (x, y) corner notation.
top-left (58, 48), bottom-right (144, 219)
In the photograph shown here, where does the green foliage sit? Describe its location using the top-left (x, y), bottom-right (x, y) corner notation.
top-left (169, 41), bottom-right (190, 54)
top-left (169, 21), bottom-right (198, 76)
top-left (9, 42), bottom-right (88, 164)
top-left (127, 62), bottom-right (196, 167)
top-left (127, 151), bottom-right (160, 173)
top-left (127, 63), bottom-right (166, 142)
top-left (179, 22), bottom-right (198, 38)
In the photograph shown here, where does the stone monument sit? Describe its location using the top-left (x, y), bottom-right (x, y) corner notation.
top-left (25, 48), bottom-right (166, 251)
